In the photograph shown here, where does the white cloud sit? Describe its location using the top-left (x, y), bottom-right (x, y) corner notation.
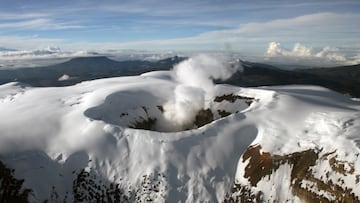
top-left (194, 12), bottom-right (360, 46)
top-left (292, 43), bottom-right (312, 57)
top-left (0, 18), bottom-right (83, 30)
top-left (265, 42), bottom-right (313, 57)
top-left (85, 12), bottom-right (359, 55)
top-left (0, 11), bottom-right (359, 67)
top-left (0, 45), bottom-right (100, 68)
top-left (0, 10), bottom-right (83, 31)
top-left (266, 42), bottom-right (313, 58)
top-left (265, 42), bottom-right (282, 57)
top-left (264, 41), bottom-right (350, 66)
top-left (100, 1), bottom-right (360, 20)
top-left (0, 47), bottom-right (97, 59)
top-left (0, 12), bottom-right (49, 20)
top-left (348, 53), bottom-right (360, 65)
top-left (315, 47), bottom-right (347, 62)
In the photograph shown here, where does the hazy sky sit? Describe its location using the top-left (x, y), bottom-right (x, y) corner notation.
top-left (0, 0), bottom-right (359, 64)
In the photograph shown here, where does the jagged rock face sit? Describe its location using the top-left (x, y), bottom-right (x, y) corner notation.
top-left (226, 145), bottom-right (360, 202)
top-left (214, 93), bottom-right (255, 105)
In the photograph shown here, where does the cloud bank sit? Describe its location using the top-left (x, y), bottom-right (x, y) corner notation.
top-left (264, 42), bottom-right (358, 67)
top-left (0, 47), bottom-right (100, 68)
top-left (0, 46), bottom-right (95, 59)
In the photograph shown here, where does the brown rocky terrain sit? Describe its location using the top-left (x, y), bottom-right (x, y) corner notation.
top-left (225, 145), bottom-right (360, 202)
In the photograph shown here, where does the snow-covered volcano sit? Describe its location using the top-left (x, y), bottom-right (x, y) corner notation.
top-left (0, 56), bottom-right (360, 202)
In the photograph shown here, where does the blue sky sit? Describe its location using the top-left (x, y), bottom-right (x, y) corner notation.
top-left (0, 0), bottom-right (359, 64)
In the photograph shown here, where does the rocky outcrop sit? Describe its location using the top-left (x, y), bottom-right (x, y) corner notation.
top-left (214, 94), bottom-right (255, 106)
top-left (225, 145), bottom-right (360, 202)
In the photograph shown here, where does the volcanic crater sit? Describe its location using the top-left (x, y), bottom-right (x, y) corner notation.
top-left (85, 91), bottom-right (256, 132)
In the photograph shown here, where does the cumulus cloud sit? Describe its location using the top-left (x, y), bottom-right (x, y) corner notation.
top-left (265, 42), bottom-right (285, 57)
top-left (347, 53), bottom-right (360, 65)
top-left (315, 46), bottom-right (347, 62)
top-left (264, 41), bottom-right (350, 66)
top-left (266, 42), bottom-right (313, 58)
top-left (292, 43), bottom-right (313, 57)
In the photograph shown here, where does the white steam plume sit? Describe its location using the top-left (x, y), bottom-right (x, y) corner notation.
top-left (162, 54), bottom-right (241, 131)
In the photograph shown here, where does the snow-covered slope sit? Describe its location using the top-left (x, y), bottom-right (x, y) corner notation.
top-left (0, 56), bottom-right (360, 202)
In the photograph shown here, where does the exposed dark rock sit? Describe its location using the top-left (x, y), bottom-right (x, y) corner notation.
top-left (194, 109), bottom-right (214, 128)
top-left (226, 145), bottom-right (360, 202)
top-left (214, 94), bottom-right (255, 106)
top-left (120, 113), bottom-right (129, 118)
top-left (157, 105), bottom-right (164, 113)
top-left (127, 106), bottom-right (157, 130)
top-left (129, 117), bottom-right (157, 131)
top-left (217, 110), bottom-right (232, 118)
top-left (224, 184), bottom-right (262, 203)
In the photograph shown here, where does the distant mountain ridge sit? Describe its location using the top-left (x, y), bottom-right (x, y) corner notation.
top-left (0, 56), bottom-right (185, 86)
top-left (225, 61), bottom-right (360, 97)
top-left (0, 56), bottom-right (359, 97)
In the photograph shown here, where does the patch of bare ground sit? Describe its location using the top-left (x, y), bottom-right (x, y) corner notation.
top-left (194, 109), bottom-right (214, 128)
top-left (328, 155), bottom-right (355, 175)
top-left (217, 110), bottom-right (232, 118)
top-left (127, 106), bottom-right (157, 130)
top-left (129, 117), bottom-right (157, 131)
top-left (214, 94), bottom-right (255, 106)
top-left (225, 145), bottom-right (360, 202)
